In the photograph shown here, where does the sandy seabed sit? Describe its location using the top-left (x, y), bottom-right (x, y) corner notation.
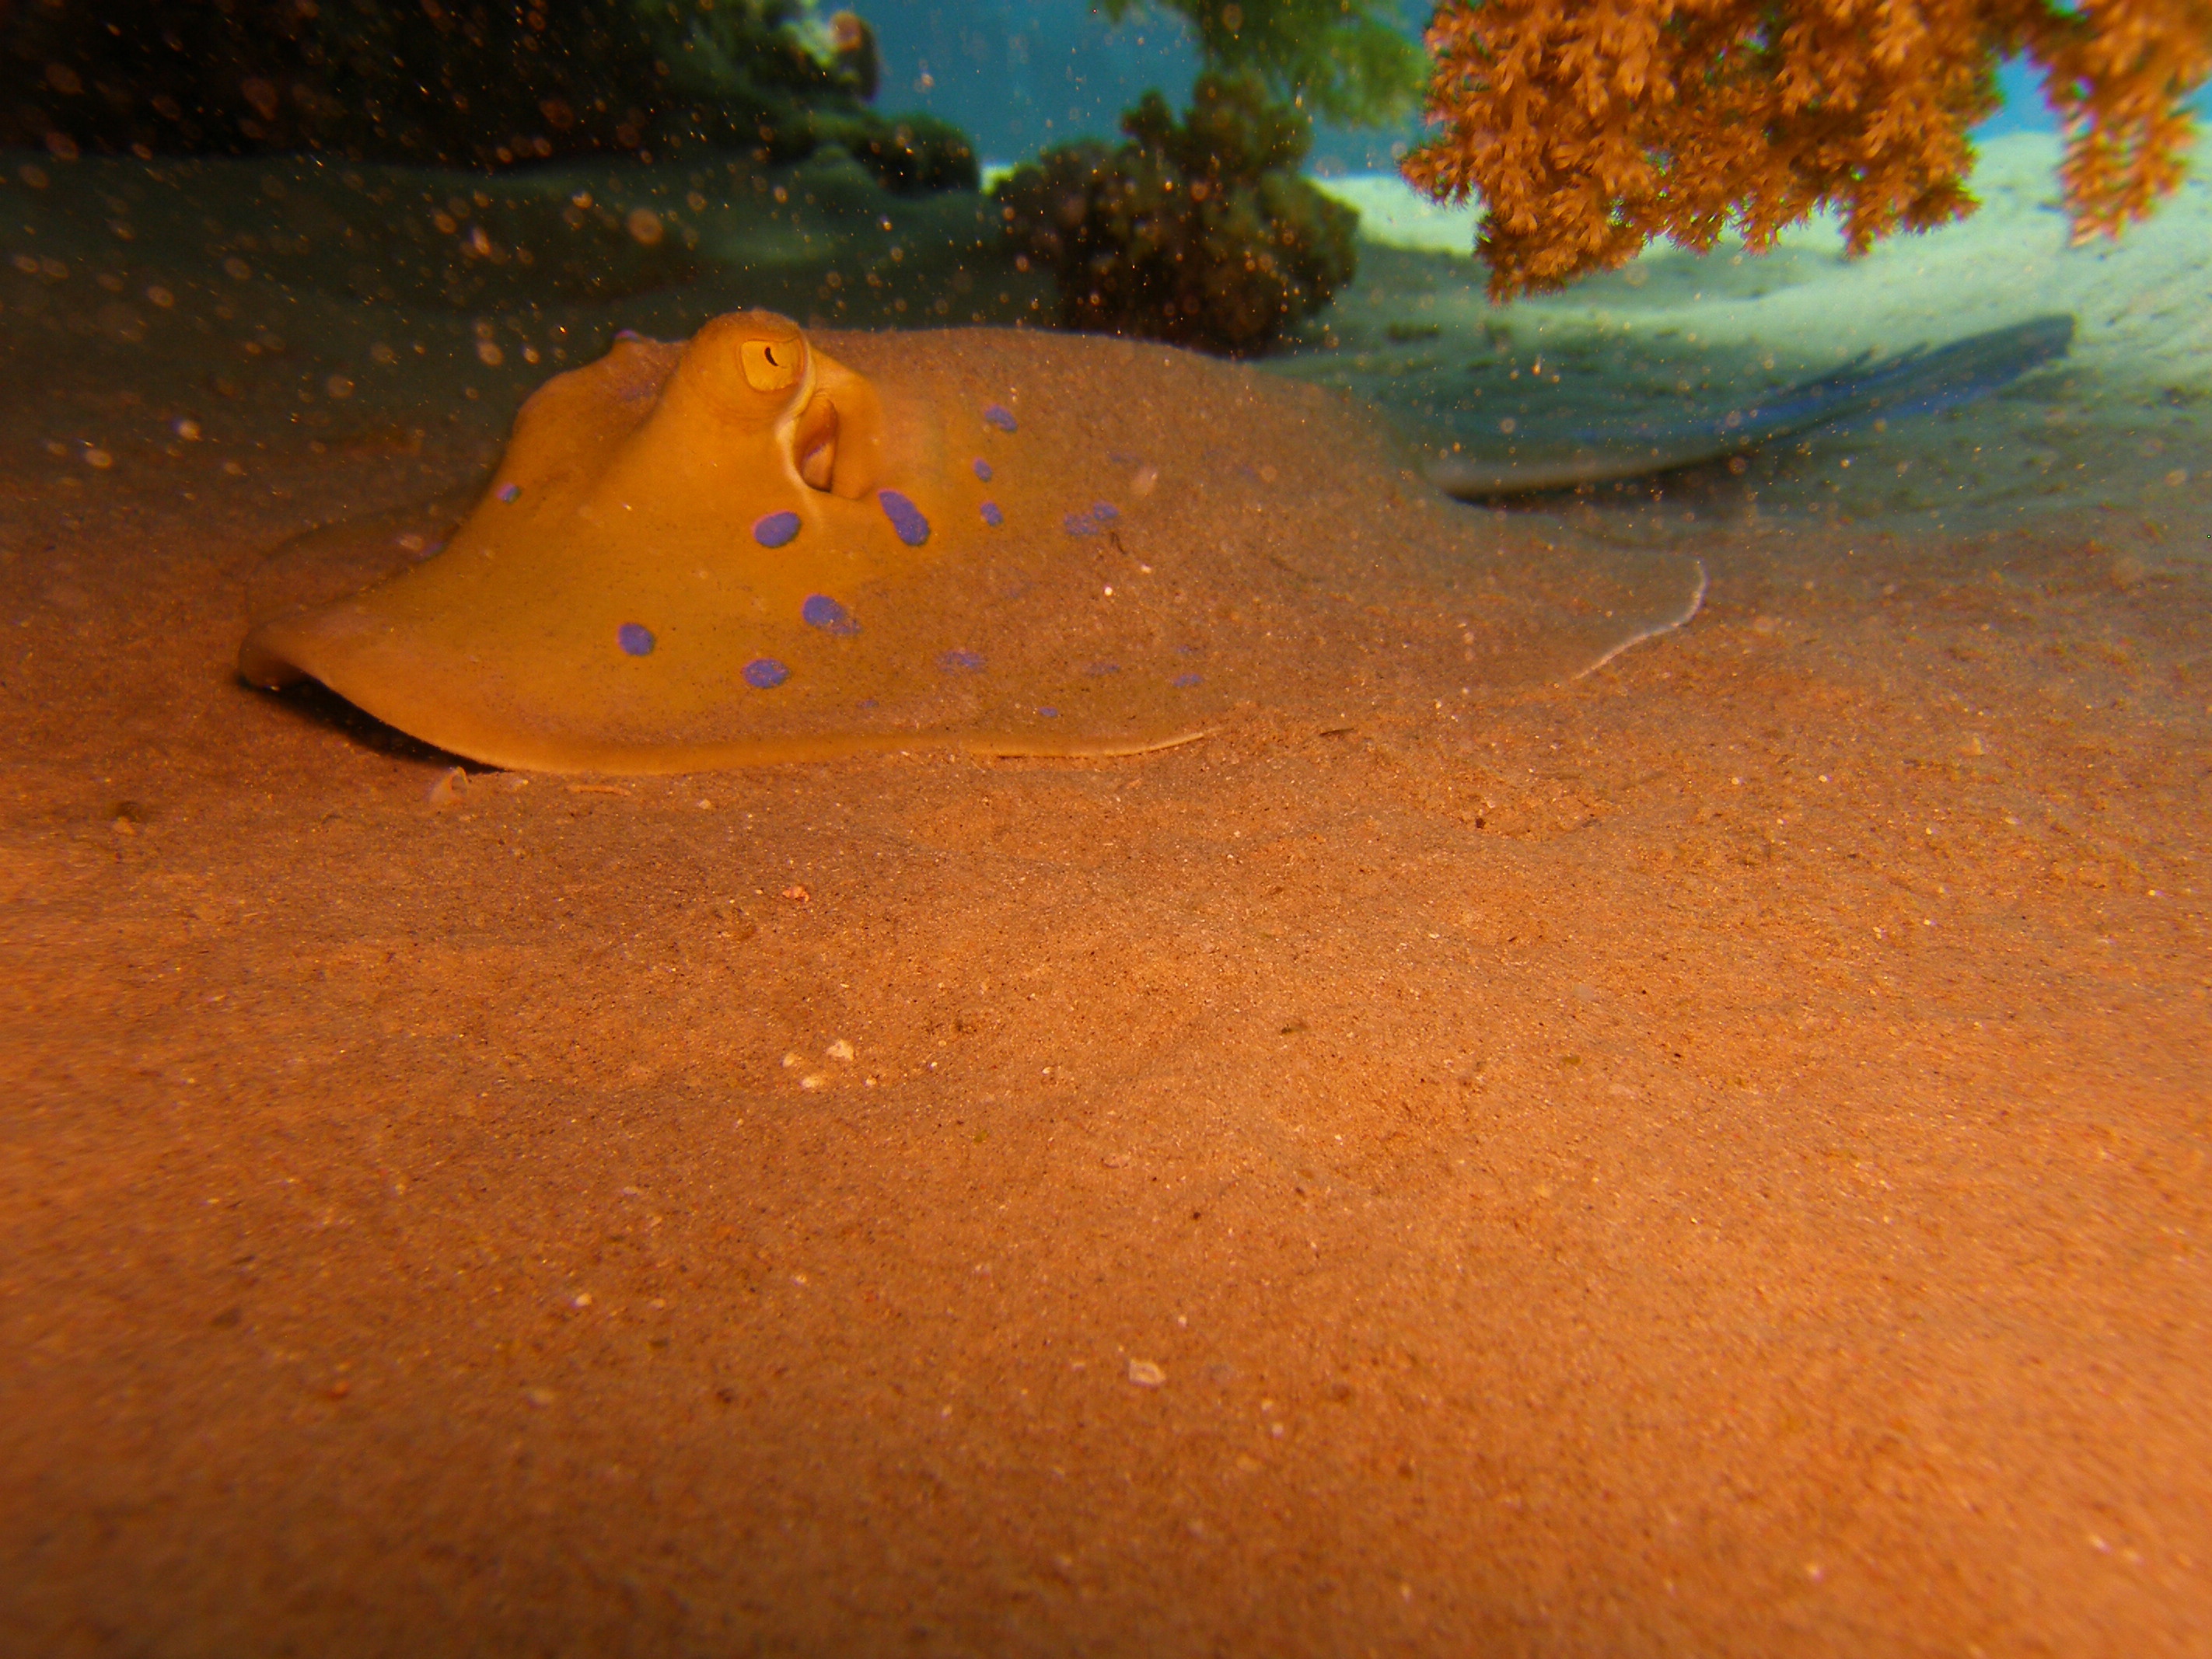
top-left (1, 134), bottom-right (2208, 1655)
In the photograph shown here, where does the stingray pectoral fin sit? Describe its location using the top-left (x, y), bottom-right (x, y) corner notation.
top-left (961, 726), bottom-right (1217, 760)
top-left (241, 480), bottom-right (484, 630)
top-left (238, 631), bottom-right (309, 690)
top-left (237, 606), bottom-right (467, 747)
top-left (235, 600), bottom-right (630, 770)
top-left (241, 590), bottom-right (1223, 773)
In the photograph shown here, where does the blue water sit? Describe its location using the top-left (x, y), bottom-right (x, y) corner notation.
top-left (868, 2), bottom-right (2212, 172)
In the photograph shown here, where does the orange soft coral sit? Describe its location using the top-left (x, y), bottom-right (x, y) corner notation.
top-left (1403, 0), bottom-right (2212, 299)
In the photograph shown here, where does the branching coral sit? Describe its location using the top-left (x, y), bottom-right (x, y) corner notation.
top-left (1403, 0), bottom-right (2212, 299)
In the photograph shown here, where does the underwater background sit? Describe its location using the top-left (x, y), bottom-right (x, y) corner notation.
top-left (1, 2), bottom-right (2207, 1654)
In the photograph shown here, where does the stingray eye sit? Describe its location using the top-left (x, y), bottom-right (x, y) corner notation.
top-left (741, 338), bottom-right (802, 393)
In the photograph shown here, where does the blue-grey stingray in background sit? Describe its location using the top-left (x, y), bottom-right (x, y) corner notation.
top-left (1272, 313), bottom-right (2075, 498)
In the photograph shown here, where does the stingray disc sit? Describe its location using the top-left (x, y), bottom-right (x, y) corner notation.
top-left (240, 312), bottom-right (1706, 773)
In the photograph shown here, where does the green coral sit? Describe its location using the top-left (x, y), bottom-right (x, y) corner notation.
top-left (1097, 0), bottom-right (1427, 127)
top-left (994, 73), bottom-right (1359, 355)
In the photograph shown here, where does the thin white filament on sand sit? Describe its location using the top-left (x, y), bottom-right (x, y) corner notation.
top-left (1572, 559), bottom-right (1709, 679)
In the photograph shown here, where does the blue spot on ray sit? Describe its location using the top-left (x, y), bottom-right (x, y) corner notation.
top-left (973, 458), bottom-right (993, 481)
top-left (496, 482), bottom-right (521, 503)
top-left (802, 594), bottom-right (859, 635)
top-left (878, 489), bottom-right (930, 547)
top-left (980, 501), bottom-right (1003, 527)
top-left (1172, 672), bottom-right (1203, 688)
top-left (617, 623), bottom-right (655, 657)
top-left (743, 658), bottom-right (790, 689)
top-left (938, 649), bottom-right (984, 672)
top-left (984, 403), bottom-right (1017, 432)
top-left (753, 510), bottom-right (801, 548)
